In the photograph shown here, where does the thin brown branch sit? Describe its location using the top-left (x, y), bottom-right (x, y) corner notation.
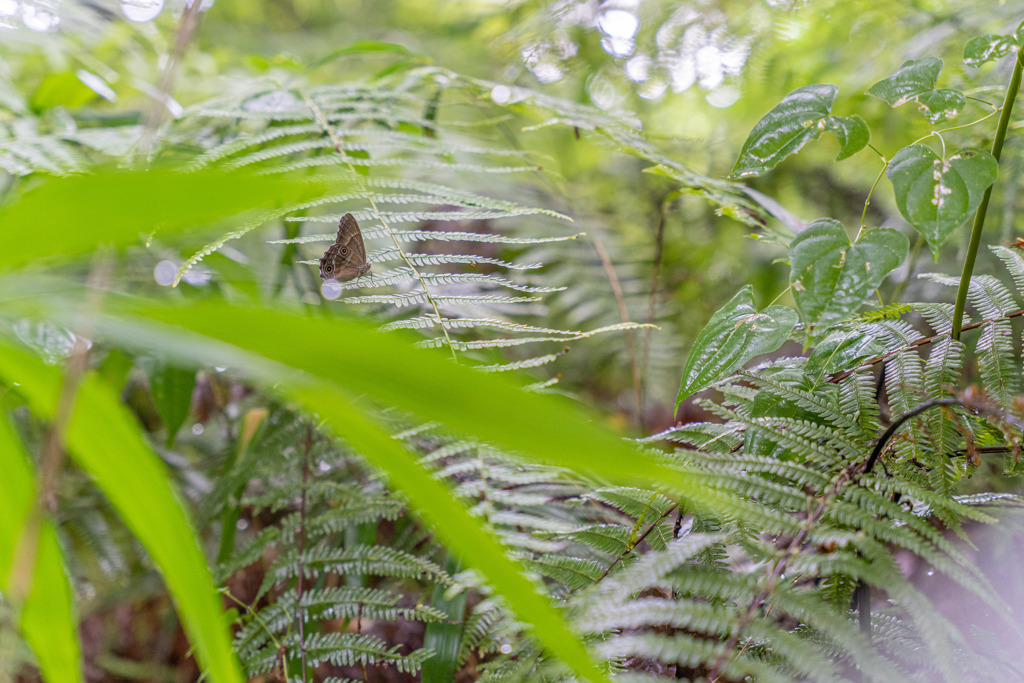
top-left (8, 258), bottom-right (110, 604)
top-left (296, 424), bottom-right (313, 682)
top-left (590, 232), bottom-right (642, 421)
top-left (638, 196), bottom-right (672, 431)
top-left (138, 0), bottom-right (205, 157)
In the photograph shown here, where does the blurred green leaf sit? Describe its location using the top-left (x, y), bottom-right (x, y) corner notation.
top-left (0, 341), bottom-right (243, 683)
top-left (731, 84), bottom-right (868, 178)
top-left (0, 408), bottom-right (83, 683)
top-left (675, 286), bottom-right (797, 406)
top-left (886, 145), bottom-right (997, 256)
top-left (790, 219), bottom-right (908, 331)
top-left (30, 72), bottom-right (97, 112)
top-left (0, 169), bottom-right (328, 273)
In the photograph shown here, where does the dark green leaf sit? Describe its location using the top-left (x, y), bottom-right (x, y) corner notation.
top-left (422, 555), bottom-right (465, 683)
top-left (866, 58), bottom-right (943, 106)
top-left (675, 286), bottom-right (798, 405)
top-left (823, 116), bottom-right (870, 161)
top-left (886, 145), bottom-right (998, 256)
top-left (731, 84), bottom-right (867, 178)
top-left (148, 362), bottom-right (196, 448)
top-left (789, 219), bottom-right (908, 331)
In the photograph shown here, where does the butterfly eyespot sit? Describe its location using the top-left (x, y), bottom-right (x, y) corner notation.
top-left (341, 247), bottom-right (349, 255)
top-left (326, 265), bottom-right (333, 272)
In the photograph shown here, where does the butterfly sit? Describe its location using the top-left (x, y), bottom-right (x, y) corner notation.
top-left (319, 213), bottom-right (371, 281)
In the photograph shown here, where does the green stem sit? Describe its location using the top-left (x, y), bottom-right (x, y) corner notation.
top-left (952, 49), bottom-right (1024, 340)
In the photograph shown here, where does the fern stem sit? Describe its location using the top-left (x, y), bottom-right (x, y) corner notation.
top-left (863, 398), bottom-right (961, 475)
top-left (301, 92), bottom-right (460, 362)
top-left (829, 306), bottom-right (1024, 383)
top-left (590, 232), bottom-right (642, 419)
top-left (951, 48), bottom-right (1024, 340)
top-left (708, 463), bottom-right (858, 681)
top-left (594, 505), bottom-right (676, 584)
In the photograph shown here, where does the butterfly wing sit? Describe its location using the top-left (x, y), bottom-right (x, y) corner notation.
top-left (319, 213), bottom-right (370, 281)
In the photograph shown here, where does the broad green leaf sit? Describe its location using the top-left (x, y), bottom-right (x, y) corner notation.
top-left (730, 84), bottom-right (868, 178)
top-left (790, 219), bottom-right (909, 331)
top-left (806, 327), bottom-right (885, 377)
top-left (915, 89), bottom-right (966, 124)
top-left (147, 361), bottom-right (196, 447)
top-left (964, 33), bottom-right (1017, 68)
top-left (675, 286), bottom-right (798, 405)
top-left (0, 341), bottom-right (243, 683)
top-left (866, 58), bottom-right (943, 106)
top-left (0, 408), bottom-right (83, 683)
top-left (886, 145), bottom-right (998, 256)
top-left (0, 169), bottom-right (327, 273)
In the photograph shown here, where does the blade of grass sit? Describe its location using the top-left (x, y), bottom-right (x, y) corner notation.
top-left (0, 407), bottom-right (83, 683)
top-left (0, 340), bottom-right (243, 683)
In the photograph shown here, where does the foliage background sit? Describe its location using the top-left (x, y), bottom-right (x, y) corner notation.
top-left (5, 0), bottom-right (1024, 681)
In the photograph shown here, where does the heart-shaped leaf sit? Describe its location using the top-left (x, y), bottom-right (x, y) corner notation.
top-left (915, 89), bottom-right (966, 123)
top-left (790, 219), bottom-right (909, 332)
top-left (886, 145), bottom-right (998, 256)
top-left (675, 286), bottom-right (797, 406)
top-left (866, 59), bottom-right (965, 123)
top-left (964, 33), bottom-right (1018, 68)
top-left (730, 84), bottom-right (868, 178)
top-left (866, 58), bottom-right (942, 106)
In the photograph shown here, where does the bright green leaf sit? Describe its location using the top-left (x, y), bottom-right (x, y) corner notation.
top-left (886, 145), bottom-right (998, 256)
top-left (0, 169), bottom-right (328, 273)
top-left (731, 84), bottom-right (868, 178)
top-left (29, 72), bottom-right (98, 112)
top-left (789, 219), bottom-right (909, 331)
top-left (675, 286), bottom-right (798, 405)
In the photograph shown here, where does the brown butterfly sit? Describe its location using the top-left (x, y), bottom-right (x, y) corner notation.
top-left (319, 213), bottom-right (371, 281)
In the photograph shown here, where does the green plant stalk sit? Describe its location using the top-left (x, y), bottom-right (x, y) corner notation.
top-left (952, 49), bottom-right (1024, 340)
